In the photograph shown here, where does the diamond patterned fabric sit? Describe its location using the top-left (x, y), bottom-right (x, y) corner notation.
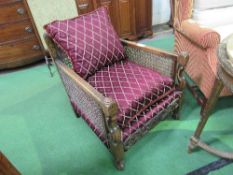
top-left (123, 91), bottom-right (181, 141)
top-left (44, 7), bottom-right (125, 79)
top-left (87, 60), bottom-right (175, 132)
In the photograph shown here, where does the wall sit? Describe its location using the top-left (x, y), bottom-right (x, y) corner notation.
top-left (27, 0), bottom-right (78, 48)
top-left (152, 0), bottom-right (171, 25)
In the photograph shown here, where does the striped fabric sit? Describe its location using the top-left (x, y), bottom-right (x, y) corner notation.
top-left (175, 0), bottom-right (193, 29)
top-left (175, 31), bottom-right (231, 98)
top-left (181, 20), bottom-right (220, 49)
top-left (174, 0), bottom-right (232, 98)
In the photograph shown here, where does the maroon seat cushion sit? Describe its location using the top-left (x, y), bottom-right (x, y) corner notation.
top-left (87, 60), bottom-right (178, 134)
top-left (44, 7), bottom-right (125, 79)
top-left (122, 90), bottom-right (181, 141)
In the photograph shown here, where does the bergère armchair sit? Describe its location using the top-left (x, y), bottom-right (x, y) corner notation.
top-left (174, 0), bottom-right (232, 113)
top-left (44, 7), bottom-right (188, 170)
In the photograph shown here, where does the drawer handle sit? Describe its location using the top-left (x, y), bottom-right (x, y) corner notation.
top-left (78, 3), bottom-right (89, 9)
top-left (25, 26), bottom-right (32, 33)
top-left (17, 8), bottom-right (25, 15)
top-left (32, 45), bottom-right (40, 50)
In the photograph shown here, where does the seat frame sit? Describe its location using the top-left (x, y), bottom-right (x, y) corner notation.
top-left (44, 34), bottom-right (188, 170)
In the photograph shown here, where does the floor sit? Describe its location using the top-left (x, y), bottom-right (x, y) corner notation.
top-left (0, 30), bottom-right (233, 175)
top-left (152, 23), bottom-right (173, 34)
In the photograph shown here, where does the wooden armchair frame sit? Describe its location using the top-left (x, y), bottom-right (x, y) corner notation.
top-left (44, 34), bottom-right (188, 170)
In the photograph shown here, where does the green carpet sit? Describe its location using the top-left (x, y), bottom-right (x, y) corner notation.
top-left (0, 35), bottom-right (233, 175)
top-left (140, 33), bottom-right (175, 52)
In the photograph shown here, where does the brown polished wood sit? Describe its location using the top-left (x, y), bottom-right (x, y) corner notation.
top-left (0, 151), bottom-right (20, 175)
top-left (0, 0), bottom-right (45, 70)
top-left (169, 0), bottom-right (175, 26)
top-left (76, 0), bottom-right (152, 40)
top-left (0, 1), bottom-right (28, 24)
top-left (75, 0), bottom-right (96, 14)
top-left (0, 19), bottom-right (34, 43)
top-left (135, 0), bottom-right (152, 37)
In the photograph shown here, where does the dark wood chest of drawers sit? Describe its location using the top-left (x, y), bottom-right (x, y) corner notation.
top-left (0, 0), bottom-right (45, 70)
top-left (76, 0), bottom-right (152, 40)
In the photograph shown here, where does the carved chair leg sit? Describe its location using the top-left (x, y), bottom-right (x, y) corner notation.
top-left (196, 79), bottom-right (223, 138)
top-left (108, 124), bottom-right (124, 170)
top-left (110, 141), bottom-right (124, 170)
top-left (188, 78), bottom-right (224, 153)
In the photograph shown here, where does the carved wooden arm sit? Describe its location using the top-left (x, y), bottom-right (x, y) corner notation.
top-left (121, 39), bottom-right (177, 60)
top-left (121, 39), bottom-right (178, 80)
top-left (56, 61), bottom-right (118, 116)
top-left (177, 52), bottom-right (189, 90)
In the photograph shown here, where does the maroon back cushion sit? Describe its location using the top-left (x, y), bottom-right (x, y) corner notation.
top-left (44, 7), bottom-right (125, 79)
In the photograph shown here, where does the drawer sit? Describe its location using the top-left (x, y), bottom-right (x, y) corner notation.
top-left (0, 19), bottom-right (35, 43)
top-left (0, 37), bottom-right (43, 63)
top-left (0, 0), bottom-right (28, 24)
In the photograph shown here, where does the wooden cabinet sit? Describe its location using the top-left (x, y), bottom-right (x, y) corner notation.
top-left (0, 0), bottom-right (45, 70)
top-left (76, 0), bottom-right (152, 40)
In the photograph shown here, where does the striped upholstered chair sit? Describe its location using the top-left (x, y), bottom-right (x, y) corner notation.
top-left (174, 0), bottom-right (233, 113)
top-left (44, 7), bottom-right (188, 170)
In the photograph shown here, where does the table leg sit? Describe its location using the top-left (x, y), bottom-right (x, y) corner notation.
top-left (188, 78), bottom-right (224, 152)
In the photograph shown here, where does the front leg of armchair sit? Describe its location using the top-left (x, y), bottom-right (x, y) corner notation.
top-left (172, 52), bottom-right (189, 120)
top-left (102, 98), bottom-right (124, 170)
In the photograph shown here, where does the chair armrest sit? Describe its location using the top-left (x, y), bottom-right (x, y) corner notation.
top-left (177, 19), bottom-right (220, 49)
top-left (56, 61), bottom-right (118, 117)
top-left (56, 61), bottom-right (123, 154)
top-left (121, 39), bottom-right (178, 80)
top-left (44, 33), bottom-right (118, 117)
